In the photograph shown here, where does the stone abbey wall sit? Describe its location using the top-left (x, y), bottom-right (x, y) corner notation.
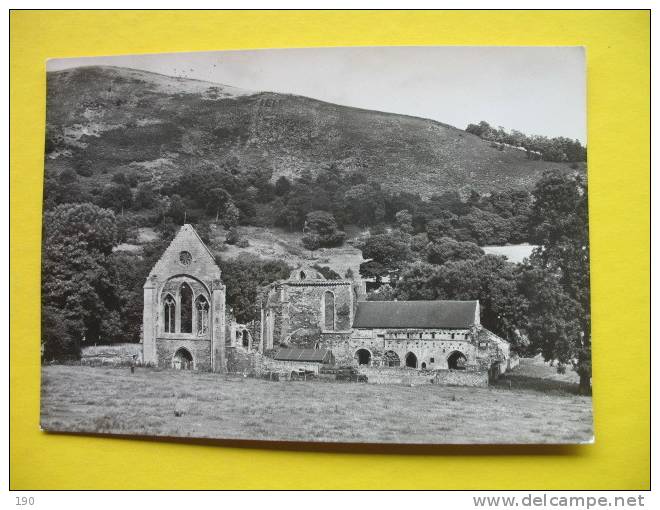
top-left (155, 337), bottom-right (212, 371)
top-left (143, 225), bottom-right (226, 372)
top-left (263, 278), bottom-right (358, 349)
top-left (320, 328), bottom-right (484, 369)
top-left (285, 281), bottom-right (354, 335)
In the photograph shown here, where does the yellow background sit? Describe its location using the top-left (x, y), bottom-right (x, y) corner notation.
top-left (10, 10), bottom-right (650, 489)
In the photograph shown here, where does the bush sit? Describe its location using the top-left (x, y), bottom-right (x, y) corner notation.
top-left (225, 227), bottom-right (241, 245)
top-left (236, 238), bottom-right (249, 248)
top-left (302, 233), bottom-right (321, 251)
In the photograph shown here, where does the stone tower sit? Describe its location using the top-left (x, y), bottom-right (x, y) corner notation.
top-left (142, 224), bottom-right (226, 372)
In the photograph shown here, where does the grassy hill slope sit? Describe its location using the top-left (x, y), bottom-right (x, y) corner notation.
top-left (45, 66), bottom-right (579, 197)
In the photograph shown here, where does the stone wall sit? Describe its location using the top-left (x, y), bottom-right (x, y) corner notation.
top-left (356, 366), bottom-right (488, 387)
top-left (433, 369), bottom-right (488, 387)
top-left (226, 348), bottom-right (323, 376)
top-left (155, 337), bottom-right (212, 371)
top-left (260, 358), bottom-right (323, 375)
top-left (285, 281), bottom-right (353, 335)
top-left (320, 332), bottom-right (480, 369)
top-left (143, 224), bottom-right (225, 371)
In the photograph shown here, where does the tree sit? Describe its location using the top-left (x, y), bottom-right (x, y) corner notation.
top-left (457, 208), bottom-right (511, 245)
top-left (358, 232), bottom-right (413, 270)
top-left (426, 211), bottom-right (458, 242)
top-left (41, 305), bottom-right (81, 361)
top-left (58, 168), bottom-right (78, 185)
top-left (225, 227), bottom-right (241, 245)
top-left (366, 284), bottom-right (396, 301)
top-left (425, 237), bottom-right (484, 265)
top-left (526, 170), bottom-right (591, 393)
top-left (393, 261), bottom-right (440, 301)
top-left (42, 203), bottom-right (122, 356)
top-left (108, 251), bottom-right (155, 344)
top-left (410, 233), bottom-right (429, 253)
top-left (166, 194), bottom-right (186, 225)
top-left (358, 260), bottom-right (388, 284)
top-left (111, 171), bottom-right (128, 185)
top-left (301, 233), bottom-right (321, 252)
top-left (304, 210), bottom-right (345, 247)
top-left (396, 255), bottom-right (528, 349)
top-left (343, 184), bottom-right (385, 226)
top-left (216, 255), bottom-right (291, 323)
top-left (275, 176), bottom-right (291, 196)
top-left (205, 187), bottom-right (231, 221)
top-left (134, 182), bottom-right (157, 210)
top-left (222, 202), bottom-right (240, 229)
top-left (45, 202), bottom-right (117, 255)
top-left (100, 183), bottom-right (133, 214)
top-left (395, 209), bottom-right (413, 234)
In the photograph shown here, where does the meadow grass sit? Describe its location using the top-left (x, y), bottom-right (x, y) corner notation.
top-left (40, 364), bottom-right (593, 444)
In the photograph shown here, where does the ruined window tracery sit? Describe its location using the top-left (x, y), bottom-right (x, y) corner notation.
top-left (195, 295), bottom-right (209, 336)
top-left (180, 283), bottom-right (193, 333)
top-left (179, 251), bottom-right (192, 266)
top-left (163, 294), bottom-right (176, 333)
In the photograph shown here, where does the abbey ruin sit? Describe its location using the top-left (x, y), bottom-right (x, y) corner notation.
top-left (143, 224), bottom-right (517, 385)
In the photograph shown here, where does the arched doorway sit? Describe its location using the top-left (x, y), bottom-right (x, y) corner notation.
top-left (242, 330), bottom-right (249, 348)
top-left (447, 351), bottom-right (467, 370)
top-left (383, 350), bottom-right (400, 367)
top-left (405, 352), bottom-right (418, 368)
top-left (355, 348), bottom-right (371, 365)
top-left (172, 347), bottom-right (193, 370)
top-left (421, 362), bottom-right (427, 369)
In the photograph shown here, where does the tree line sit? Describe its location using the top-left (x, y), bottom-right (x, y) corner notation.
top-left (465, 121), bottom-right (586, 163)
top-left (44, 154), bottom-right (538, 250)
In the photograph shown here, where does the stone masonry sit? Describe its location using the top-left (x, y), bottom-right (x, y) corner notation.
top-left (142, 224), bottom-right (226, 371)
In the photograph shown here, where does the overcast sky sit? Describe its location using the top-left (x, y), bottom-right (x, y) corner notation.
top-left (48, 46), bottom-right (586, 143)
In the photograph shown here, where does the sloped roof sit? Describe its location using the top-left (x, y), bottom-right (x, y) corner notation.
top-left (147, 224), bottom-right (220, 282)
top-left (353, 300), bottom-right (479, 329)
top-left (274, 348), bottom-right (333, 363)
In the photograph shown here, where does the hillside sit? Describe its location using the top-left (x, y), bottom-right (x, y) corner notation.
top-left (45, 66), bottom-right (580, 197)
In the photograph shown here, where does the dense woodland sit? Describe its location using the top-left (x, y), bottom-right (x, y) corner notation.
top-left (42, 129), bottom-right (591, 392)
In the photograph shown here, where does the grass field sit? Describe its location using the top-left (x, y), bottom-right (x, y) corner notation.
top-left (40, 362), bottom-right (593, 444)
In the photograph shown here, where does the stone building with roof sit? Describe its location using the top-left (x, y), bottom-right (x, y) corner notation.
top-left (260, 267), bottom-right (515, 377)
top-left (322, 300), bottom-right (515, 375)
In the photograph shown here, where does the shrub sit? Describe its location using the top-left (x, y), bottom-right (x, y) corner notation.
top-left (302, 233), bottom-right (321, 251)
top-left (225, 227), bottom-right (241, 245)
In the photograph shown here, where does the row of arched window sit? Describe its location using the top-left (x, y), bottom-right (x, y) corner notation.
top-left (163, 282), bottom-right (209, 336)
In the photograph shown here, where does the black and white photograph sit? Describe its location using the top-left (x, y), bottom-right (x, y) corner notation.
top-left (39, 46), bottom-right (591, 444)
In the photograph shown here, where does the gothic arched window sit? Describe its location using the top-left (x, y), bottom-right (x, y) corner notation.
top-left (195, 295), bottom-right (209, 336)
top-left (180, 283), bottom-right (193, 333)
top-left (163, 294), bottom-right (175, 333)
top-left (324, 291), bottom-right (335, 331)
